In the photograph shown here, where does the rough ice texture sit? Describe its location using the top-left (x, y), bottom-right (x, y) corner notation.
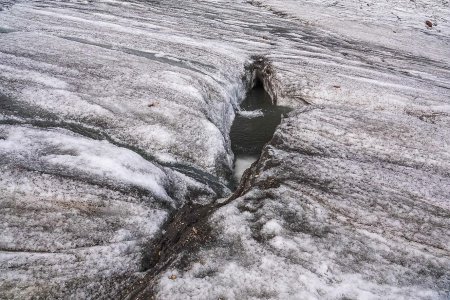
top-left (156, 107), bottom-right (450, 299)
top-left (0, 124), bottom-right (217, 298)
top-left (0, 0), bottom-right (252, 176)
top-left (0, 0), bottom-right (449, 299)
top-left (0, 167), bottom-right (165, 298)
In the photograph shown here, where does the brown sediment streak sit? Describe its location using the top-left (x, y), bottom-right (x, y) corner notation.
top-left (122, 56), bottom-right (286, 299)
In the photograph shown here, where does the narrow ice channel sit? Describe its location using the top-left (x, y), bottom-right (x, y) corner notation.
top-left (230, 81), bottom-right (291, 186)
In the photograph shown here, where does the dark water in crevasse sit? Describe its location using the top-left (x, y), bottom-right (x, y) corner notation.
top-left (230, 85), bottom-right (291, 184)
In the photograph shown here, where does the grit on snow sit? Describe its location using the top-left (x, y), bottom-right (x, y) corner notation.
top-left (0, 0), bottom-right (449, 299)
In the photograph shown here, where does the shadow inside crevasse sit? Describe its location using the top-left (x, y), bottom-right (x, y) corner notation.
top-left (230, 80), bottom-right (291, 188)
